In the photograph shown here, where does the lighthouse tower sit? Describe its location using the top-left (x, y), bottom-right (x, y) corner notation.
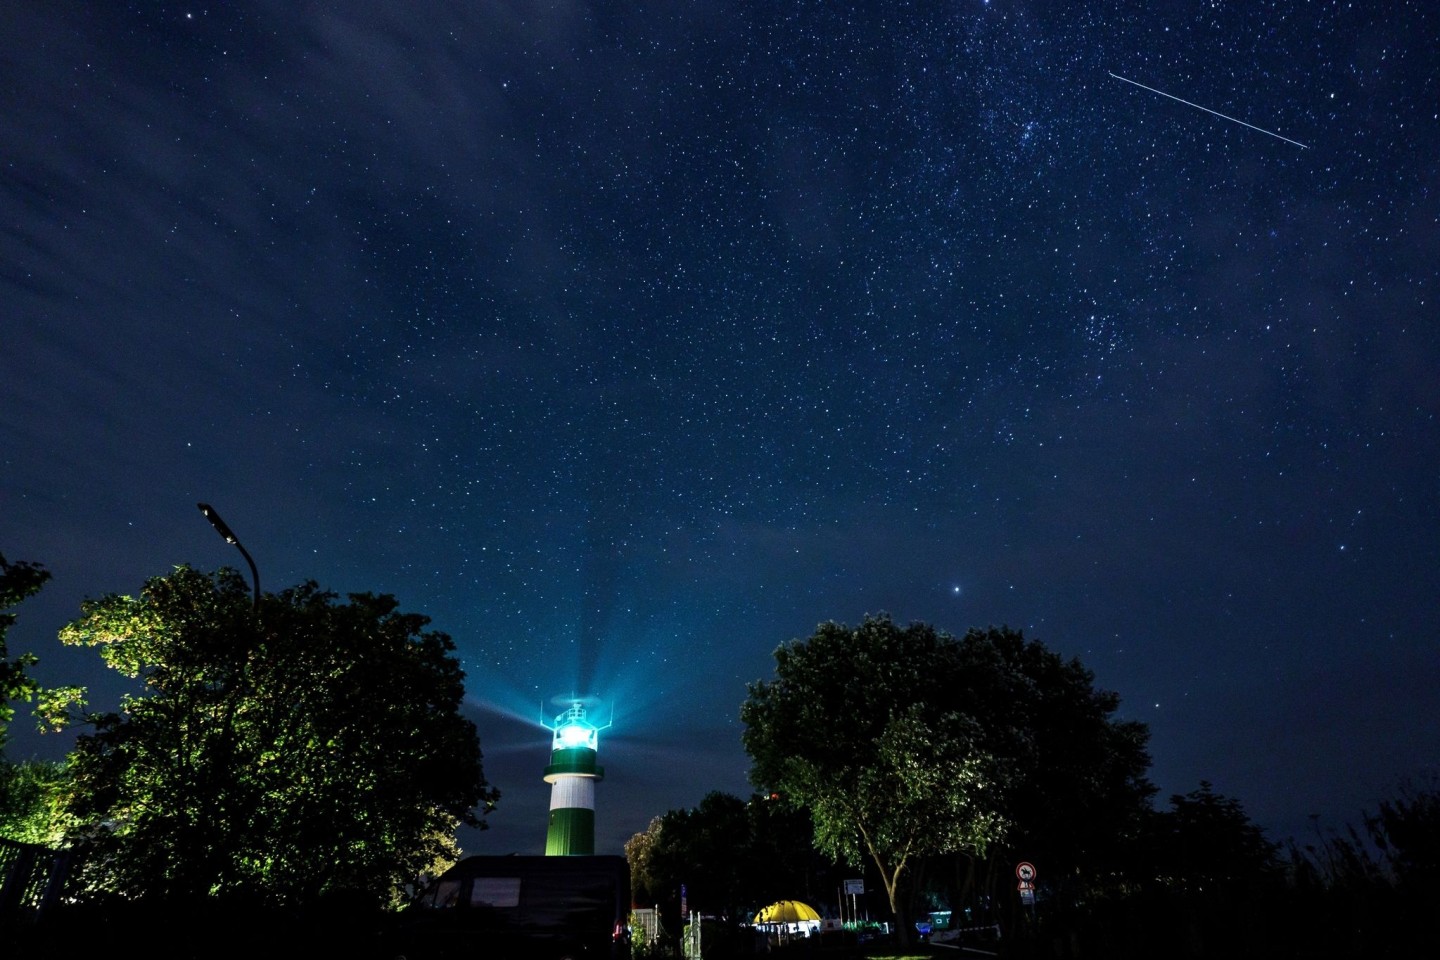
top-left (543, 699), bottom-right (607, 856)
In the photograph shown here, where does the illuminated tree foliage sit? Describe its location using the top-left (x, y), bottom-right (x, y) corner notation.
top-left (625, 814), bottom-right (663, 905)
top-left (0, 758), bottom-right (69, 845)
top-left (0, 552), bottom-right (51, 749)
top-left (57, 565), bottom-right (497, 907)
top-left (742, 616), bottom-right (1155, 943)
top-left (0, 553), bottom-right (70, 846)
top-left (741, 616), bottom-right (1007, 940)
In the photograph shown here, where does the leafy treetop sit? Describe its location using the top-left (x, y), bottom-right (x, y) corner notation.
top-left (57, 565), bottom-right (497, 908)
top-left (0, 552), bottom-right (51, 750)
top-left (742, 615), bottom-right (1156, 943)
top-left (742, 615), bottom-right (1008, 939)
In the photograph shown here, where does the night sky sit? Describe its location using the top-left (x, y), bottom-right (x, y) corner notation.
top-left (3, 2), bottom-right (1437, 859)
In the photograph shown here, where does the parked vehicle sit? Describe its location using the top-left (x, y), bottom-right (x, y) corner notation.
top-left (388, 855), bottom-right (631, 960)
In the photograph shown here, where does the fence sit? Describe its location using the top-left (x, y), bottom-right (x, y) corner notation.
top-left (0, 837), bottom-right (76, 925)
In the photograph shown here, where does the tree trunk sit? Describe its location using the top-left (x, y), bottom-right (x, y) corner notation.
top-left (877, 857), bottom-right (913, 947)
top-left (951, 853), bottom-right (977, 931)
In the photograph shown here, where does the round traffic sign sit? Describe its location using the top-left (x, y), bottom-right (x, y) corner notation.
top-left (1015, 861), bottom-right (1036, 882)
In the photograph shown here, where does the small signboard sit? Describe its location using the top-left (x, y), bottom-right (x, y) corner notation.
top-left (844, 878), bottom-right (864, 896)
top-left (1016, 862), bottom-right (1038, 909)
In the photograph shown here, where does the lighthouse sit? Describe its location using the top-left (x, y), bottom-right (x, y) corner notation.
top-left (543, 699), bottom-right (607, 856)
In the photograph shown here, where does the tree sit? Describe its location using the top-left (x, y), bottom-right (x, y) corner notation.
top-left (1367, 778), bottom-right (1440, 893)
top-left (56, 565), bottom-right (498, 907)
top-left (625, 814), bottom-right (665, 906)
top-left (742, 616), bottom-right (1157, 944)
top-left (943, 625), bottom-right (1155, 906)
top-left (1153, 781), bottom-right (1280, 894)
top-left (1, 552), bottom-right (51, 749)
top-left (657, 791), bottom-right (751, 920)
top-left (626, 791), bottom-right (834, 952)
top-left (745, 790), bottom-right (836, 909)
top-left (1284, 777), bottom-right (1440, 956)
top-left (0, 553), bottom-right (72, 846)
top-left (741, 616), bottom-right (1008, 942)
top-left (0, 758), bottom-right (69, 845)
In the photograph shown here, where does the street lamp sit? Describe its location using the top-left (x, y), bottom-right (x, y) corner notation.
top-left (197, 502), bottom-right (260, 610)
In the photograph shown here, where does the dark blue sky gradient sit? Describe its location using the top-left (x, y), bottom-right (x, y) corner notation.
top-left (3, 1), bottom-right (1438, 857)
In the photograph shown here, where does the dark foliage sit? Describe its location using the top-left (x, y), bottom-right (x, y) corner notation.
top-left (628, 791), bottom-right (834, 940)
top-left (1280, 778), bottom-right (1440, 957)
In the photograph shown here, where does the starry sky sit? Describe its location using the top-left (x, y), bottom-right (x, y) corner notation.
top-left (3, 1), bottom-right (1437, 859)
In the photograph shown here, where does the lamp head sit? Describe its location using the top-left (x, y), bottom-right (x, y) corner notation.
top-left (197, 503), bottom-right (239, 544)
top-left (548, 698), bottom-right (607, 751)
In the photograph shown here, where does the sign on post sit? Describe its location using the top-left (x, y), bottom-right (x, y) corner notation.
top-left (1015, 862), bottom-right (1037, 908)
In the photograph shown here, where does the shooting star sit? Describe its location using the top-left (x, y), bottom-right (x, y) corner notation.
top-left (1109, 72), bottom-right (1309, 150)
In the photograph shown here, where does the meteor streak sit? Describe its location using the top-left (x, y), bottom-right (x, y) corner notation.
top-left (1109, 71), bottom-right (1309, 150)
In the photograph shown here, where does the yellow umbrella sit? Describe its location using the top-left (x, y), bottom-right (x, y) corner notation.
top-left (754, 900), bottom-right (821, 924)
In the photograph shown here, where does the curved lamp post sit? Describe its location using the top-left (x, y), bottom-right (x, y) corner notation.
top-left (197, 502), bottom-right (260, 611)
